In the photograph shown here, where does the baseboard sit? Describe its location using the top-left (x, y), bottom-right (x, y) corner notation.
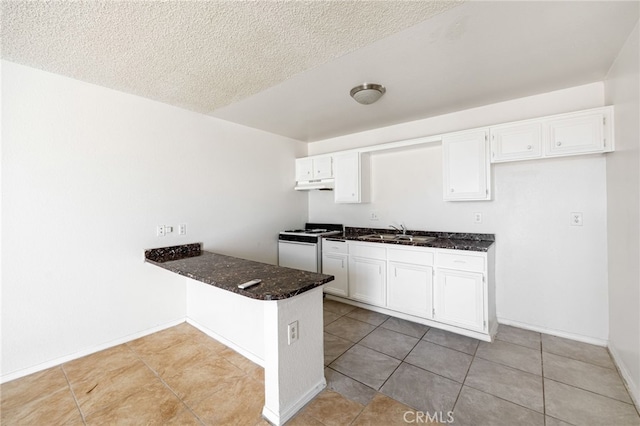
top-left (0, 317), bottom-right (186, 384)
top-left (262, 378), bottom-right (326, 425)
top-left (186, 318), bottom-right (264, 367)
top-left (608, 344), bottom-right (640, 411)
top-left (497, 317), bottom-right (608, 346)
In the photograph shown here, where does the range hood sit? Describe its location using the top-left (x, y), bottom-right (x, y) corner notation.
top-left (295, 178), bottom-right (334, 191)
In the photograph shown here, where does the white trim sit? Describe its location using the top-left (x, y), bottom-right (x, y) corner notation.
top-left (497, 317), bottom-right (608, 346)
top-left (262, 378), bottom-right (326, 426)
top-left (609, 343), bottom-right (640, 410)
top-left (0, 317), bottom-right (186, 384)
top-left (186, 318), bottom-right (264, 367)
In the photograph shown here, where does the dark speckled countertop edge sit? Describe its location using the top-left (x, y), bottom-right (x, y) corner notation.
top-left (145, 245), bottom-right (334, 301)
top-left (334, 227), bottom-right (495, 252)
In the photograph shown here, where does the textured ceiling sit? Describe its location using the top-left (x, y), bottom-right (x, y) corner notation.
top-left (213, 1), bottom-right (639, 141)
top-left (1, 0), bottom-right (461, 114)
top-left (2, 1), bottom-right (638, 142)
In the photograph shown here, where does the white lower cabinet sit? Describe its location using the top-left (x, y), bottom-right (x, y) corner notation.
top-left (434, 268), bottom-right (484, 332)
top-left (348, 256), bottom-right (386, 306)
top-left (387, 262), bottom-right (433, 319)
top-left (327, 240), bottom-right (495, 341)
top-left (322, 252), bottom-right (348, 297)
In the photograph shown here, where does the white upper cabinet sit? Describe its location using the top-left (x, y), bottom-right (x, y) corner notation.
top-left (295, 158), bottom-right (314, 182)
top-left (334, 152), bottom-right (371, 204)
top-left (490, 122), bottom-right (543, 163)
top-left (489, 106), bottom-right (613, 163)
top-left (295, 155), bottom-right (333, 181)
top-left (546, 111), bottom-right (605, 157)
top-left (442, 129), bottom-right (490, 201)
top-left (312, 156), bottom-right (333, 179)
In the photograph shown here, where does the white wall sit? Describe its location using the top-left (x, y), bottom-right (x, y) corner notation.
top-left (308, 84), bottom-right (610, 343)
top-left (1, 61), bottom-right (308, 380)
top-left (605, 22), bottom-right (640, 407)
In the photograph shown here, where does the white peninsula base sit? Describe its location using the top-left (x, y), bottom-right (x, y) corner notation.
top-left (186, 278), bottom-right (326, 425)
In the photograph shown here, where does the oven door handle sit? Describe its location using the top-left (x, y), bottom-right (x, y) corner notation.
top-left (279, 241), bottom-right (317, 246)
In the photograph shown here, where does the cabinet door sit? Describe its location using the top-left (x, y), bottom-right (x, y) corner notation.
top-left (442, 130), bottom-right (490, 201)
top-left (490, 122), bottom-right (542, 163)
top-left (434, 268), bottom-right (484, 332)
top-left (334, 152), bottom-right (370, 204)
top-left (348, 257), bottom-right (385, 306)
top-left (546, 113), bottom-right (604, 156)
top-left (322, 253), bottom-right (348, 297)
top-left (295, 158), bottom-right (314, 182)
top-left (313, 156), bottom-right (333, 179)
top-left (387, 262), bottom-right (433, 319)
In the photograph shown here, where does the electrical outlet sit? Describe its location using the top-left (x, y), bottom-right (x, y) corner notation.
top-left (473, 212), bottom-right (482, 224)
top-left (157, 225), bottom-right (166, 237)
top-left (178, 224), bottom-right (187, 235)
top-left (165, 226), bottom-right (173, 234)
top-left (570, 212), bottom-right (583, 226)
top-left (369, 211), bottom-right (379, 221)
top-left (287, 320), bottom-right (299, 345)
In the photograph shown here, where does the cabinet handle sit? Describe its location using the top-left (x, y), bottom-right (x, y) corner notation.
top-left (394, 267), bottom-right (397, 278)
top-left (341, 259), bottom-right (344, 269)
top-left (379, 265), bottom-right (382, 275)
top-left (491, 151), bottom-right (495, 157)
top-left (450, 188), bottom-right (455, 193)
top-left (527, 145), bottom-right (532, 150)
top-left (453, 260), bottom-right (466, 264)
top-left (556, 141), bottom-right (562, 147)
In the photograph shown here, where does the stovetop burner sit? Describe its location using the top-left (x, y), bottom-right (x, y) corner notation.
top-left (280, 223), bottom-right (343, 236)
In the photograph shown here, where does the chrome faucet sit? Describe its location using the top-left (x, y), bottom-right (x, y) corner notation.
top-left (390, 224), bottom-right (407, 235)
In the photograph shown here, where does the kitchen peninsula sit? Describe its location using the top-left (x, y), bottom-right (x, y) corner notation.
top-left (145, 243), bottom-right (334, 426)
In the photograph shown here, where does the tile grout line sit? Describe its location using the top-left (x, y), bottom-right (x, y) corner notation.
top-left (544, 377), bottom-right (639, 407)
top-left (372, 326), bottom-right (449, 412)
top-left (451, 336), bottom-right (480, 414)
top-left (125, 342), bottom-right (206, 426)
top-left (542, 348), bottom-right (617, 370)
top-left (60, 365), bottom-right (87, 425)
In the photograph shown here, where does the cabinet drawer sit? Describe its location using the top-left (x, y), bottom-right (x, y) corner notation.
top-left (387, 248), bottom-right (434, 266)
top-left (348, 242), bottom-right (386, 260)
top-left (436, 250), bottom-right (485, 272)
top-left (323, 239), bottom-right (347, 254)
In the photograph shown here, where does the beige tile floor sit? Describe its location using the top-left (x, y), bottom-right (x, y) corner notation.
top-left (2, 299), bottom-right (639, 425)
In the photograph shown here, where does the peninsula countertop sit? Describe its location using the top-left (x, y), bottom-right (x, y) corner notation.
top-left (145, 243), bottom-right (334, 301)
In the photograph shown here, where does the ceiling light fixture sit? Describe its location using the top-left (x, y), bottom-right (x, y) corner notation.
top-left (350, 83), bottom-right (386, 105)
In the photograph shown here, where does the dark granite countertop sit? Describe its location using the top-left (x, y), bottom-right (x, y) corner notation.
top-left (145, 243), bottom-right (334, 301)
top-left (327, 227), bottom-right (495, 252)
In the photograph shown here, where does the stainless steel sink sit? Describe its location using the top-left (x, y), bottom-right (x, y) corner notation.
top-left (359, 233), bottom-right (398, 241)
top-left (358, 234), bottom-right (435, 243)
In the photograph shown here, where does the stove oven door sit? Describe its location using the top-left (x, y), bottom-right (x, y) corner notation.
top-left (278, 238), bottom-right (319, 273)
